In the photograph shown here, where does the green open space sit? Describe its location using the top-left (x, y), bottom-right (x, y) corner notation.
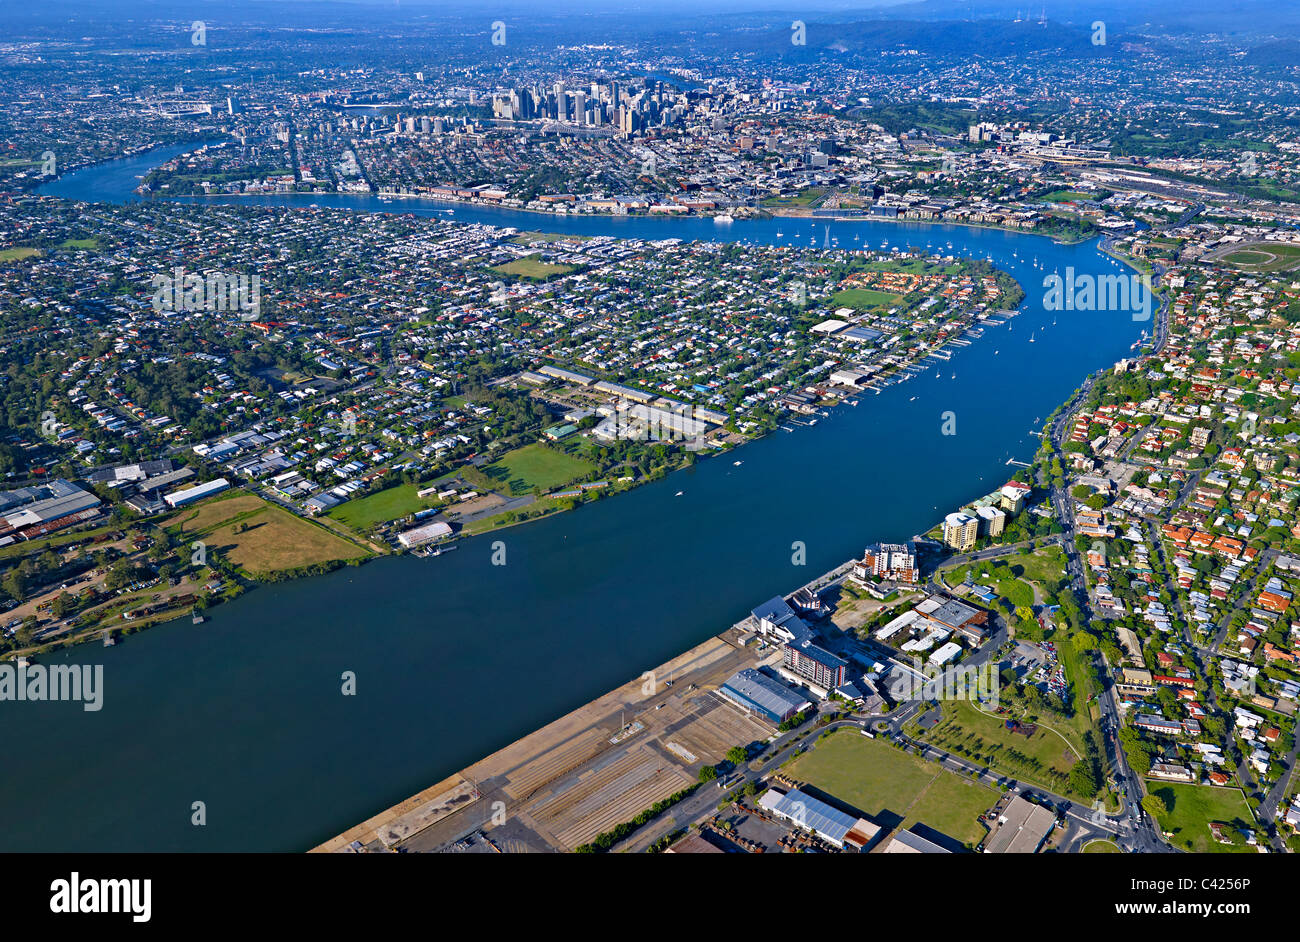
top-left (921, 699), bottom-right (1084, 798)
top-left (327, 482), bottom-right (442, 530)
top-left (941, 544), bottom-right (1068, 608)
top-left (761, 188), bottom-right (826, 208)
top-left (830, 287), bottom-right (905, 310)
top-left (510, 231), bottom-right (591, 245)
top-left (0, 248), bottom-right (41, 263)
top-left (1041, 190), bottom-right (1097, 202)
top-left (476, 442), bottom-right (594, 496)
top-left (490, 256), bottom-right (576, 280)
top-left (167, 491), bottom-right (369, 575)
top-left (785, 729), bottom-right (997, 848)
top-left (1146, 783), bottom-right (1256, 853)
top-left (1221, 243), bottom-right (1300, 272)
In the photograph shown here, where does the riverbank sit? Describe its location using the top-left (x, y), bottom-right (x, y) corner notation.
top-left (311, 630), bottom-right (758, 853)
top-left (128, 181), bottom-right (1103, 246)
top-left (4, 144), bottom-right (1147, 853)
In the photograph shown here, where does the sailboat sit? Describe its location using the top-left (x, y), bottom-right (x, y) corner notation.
top-left (1029, 331), bottom-right (1036, 343)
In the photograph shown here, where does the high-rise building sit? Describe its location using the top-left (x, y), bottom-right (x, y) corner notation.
top-left (857, 541), bottom-right (920, 583)
top-left (1000, 481), bottom-right (1031, 513)
top-left (783, 640), bottom-right (847, 691)
top-left (554, 82), bottom-right (567, 122)
top-left (942, 512), bottom-right (979, 552)
top-left (976, 505), bottom-right (1006, 537)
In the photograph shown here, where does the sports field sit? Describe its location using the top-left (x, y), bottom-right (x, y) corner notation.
top-left (831, 287), bottom-right (904, 310)
top-left (1218, 242), bottom-right (1300, 272)
top-left (491, 256), bottom-right (576, 280)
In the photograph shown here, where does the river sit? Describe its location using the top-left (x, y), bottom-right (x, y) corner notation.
top-left (5, 146), bottom-right (1146, 851)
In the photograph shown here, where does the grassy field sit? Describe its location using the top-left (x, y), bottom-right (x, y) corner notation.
top-left (761, 188), bottom-right (826, 208)
top-left (942, 544), bottom-right (1068, 608)
top-left (1221, 243), bottom-right (1300, 272)
top-left (328, 483), bottom-right (441, 530)
top-left (491, 257), bottom-right (576, 280)
top-left (510, 231), bottom-right (591, 245)
top-left (785, 730), bottom-right (996, 848)
top-left (921, 699), bottom-right (1082, 798)
top-left (0, 247), bottom-right (41, 263)
top-left (59, 237), bottom-right (100, 250)
top-left (1146, 783), bottom-right (1256, 854)
top-left (477, 443), bottom-right (595, 496)
top-left (1041, 190), bottom-right (1097, 202)
top-left (168, 491), bottom-right (368, 575)
top-left (830, 287), bottom-right (905, 310)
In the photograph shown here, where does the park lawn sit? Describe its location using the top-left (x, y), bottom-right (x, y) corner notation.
top-left (1041, 190), bottom-right (1097, 202)
top-left (328, 483), bottom-right (441, 530)
top-left (491, 256), bottom-right (576, 280)
top-left (944, 545), bottom-right (1068, 608)
top-left (921, 699), bottom-right (1082, 798)
top-left (1145, 783), bottom-right (1256, 854)
top-left (59, 237), bottom-right (100, 250)
top-left (0, 247), bottom-right (41, 263)
top-left (478, 443), bottom-right (594, 496)
top-left (831, 287), bottom-right (904, 310)
top-left (785, 730), bottom-right (995, 847)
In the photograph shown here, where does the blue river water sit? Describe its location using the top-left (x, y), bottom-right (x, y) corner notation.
top-left (5, 146), bottom-right (1146, 851)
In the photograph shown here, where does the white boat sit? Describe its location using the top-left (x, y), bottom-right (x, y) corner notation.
top-left (714, 214), bottom-right (734, 224)
top-left (1029, 332), bottom-right (1036, 343)
top-left (675, 491), bottom-right (683, 496)
top-left (910, 396), bottom-right (918, 401)
top-left (733, 460), bottom-right (743, 466)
